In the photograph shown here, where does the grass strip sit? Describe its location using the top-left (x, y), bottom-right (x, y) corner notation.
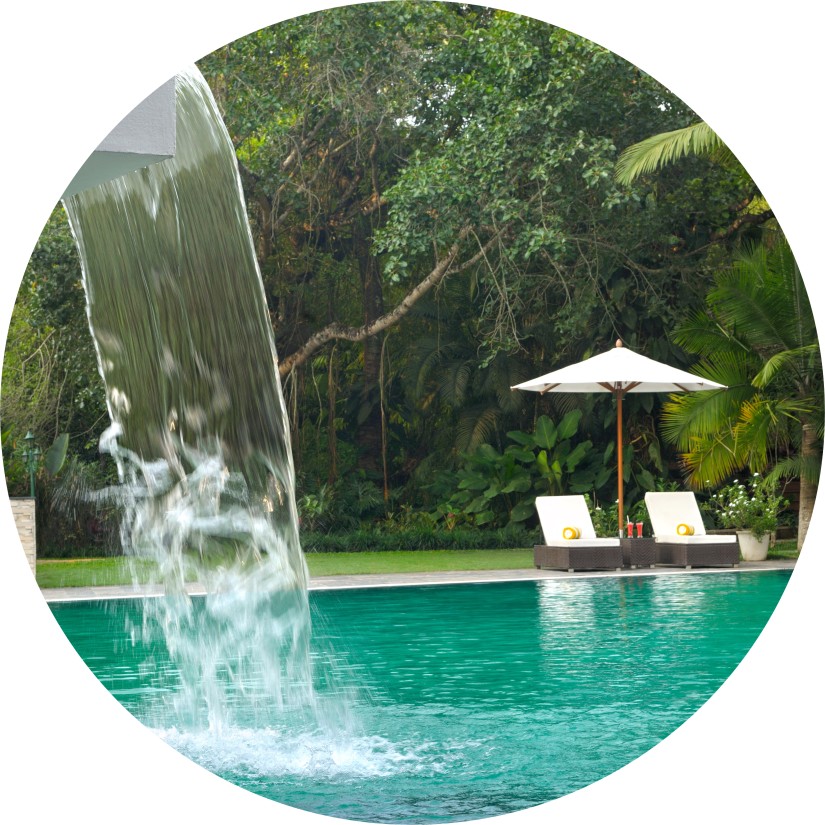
top-left (304, 548), bottom-right (533, 576)
top-left (36, 557), bottom-right (158, 589)
top-left (36, 548), bottom-right (535, 588)
top-left (36, 540), bottom-right (799, 589)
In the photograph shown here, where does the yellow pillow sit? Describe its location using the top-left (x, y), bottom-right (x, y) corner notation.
top-left (676, 523), bottom-right (695, 536)
top-left (562, 526), bottom-right (581, 540)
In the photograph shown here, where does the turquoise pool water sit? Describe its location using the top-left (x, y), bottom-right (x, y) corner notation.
top-left (51, 571), bottom-right (789, 822)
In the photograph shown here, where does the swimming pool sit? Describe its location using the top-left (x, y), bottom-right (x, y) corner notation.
top-left (50, 570), bottom-right (789, 823)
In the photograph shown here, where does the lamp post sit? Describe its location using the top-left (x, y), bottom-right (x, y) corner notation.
top-left (22, 431), bottom-right (41, 498)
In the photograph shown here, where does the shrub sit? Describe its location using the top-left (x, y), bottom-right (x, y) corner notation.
top-left (300, 525), bottom-right (537, 553)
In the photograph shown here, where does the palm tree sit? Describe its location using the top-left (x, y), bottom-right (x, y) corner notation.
top-left (660, 238), bottom-right (822, 549)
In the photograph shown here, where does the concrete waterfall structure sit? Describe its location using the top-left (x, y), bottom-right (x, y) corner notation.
top-left (62, 78), bottom-right (176, 198)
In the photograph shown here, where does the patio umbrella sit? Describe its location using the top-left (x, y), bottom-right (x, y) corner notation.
top-left (511, 340), bottom-right (726, 534)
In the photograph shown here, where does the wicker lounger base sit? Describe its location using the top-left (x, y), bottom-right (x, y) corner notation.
top-left (534, 544), bottom-right (623, 572)
top-left (654, 541), bottom-right (740, 568)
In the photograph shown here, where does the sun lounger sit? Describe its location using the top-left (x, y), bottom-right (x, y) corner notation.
top-left (644, 491), bottom-right (739, 568)
top-left (534, 495), bottom-right (623, 572)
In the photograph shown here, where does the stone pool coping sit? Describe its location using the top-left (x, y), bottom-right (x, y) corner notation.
top-left (39, 558), bottom-right (796, 602)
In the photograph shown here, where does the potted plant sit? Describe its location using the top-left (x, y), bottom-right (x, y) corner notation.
top-left (708, 474), bottom-right (787, 561)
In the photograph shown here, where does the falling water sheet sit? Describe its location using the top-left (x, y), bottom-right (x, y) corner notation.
top-left (62, 67), bottom-right (316, 727)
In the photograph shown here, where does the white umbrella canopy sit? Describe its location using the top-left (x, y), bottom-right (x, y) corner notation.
top-left (511, 340), bottom-right (727, 533)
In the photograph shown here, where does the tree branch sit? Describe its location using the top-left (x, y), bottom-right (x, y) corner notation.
top-left (710, 209), bottom-right (776, 242)
top-left (278, 226), bottom-right (478, 376)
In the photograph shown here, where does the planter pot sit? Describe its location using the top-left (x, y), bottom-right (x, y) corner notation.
top-left (736, 530), bottom-right (770, 562)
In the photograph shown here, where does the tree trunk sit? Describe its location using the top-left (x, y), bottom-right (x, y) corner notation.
top-left (354, 217), bottom-right (385, 475)
top-left (797, 419), bottom-right (819, 550)
top-left (327, 345), bottom-right (338, 485)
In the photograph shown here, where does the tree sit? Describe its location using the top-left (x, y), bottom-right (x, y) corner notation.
top-left (660, 237), bottom-right (821, 548)
top-left (1, 206), bottom-right (107, 474)
top-left (199, 2), bottom-right (481, 473)
top-left (1, 206), bottom-right (116, 554)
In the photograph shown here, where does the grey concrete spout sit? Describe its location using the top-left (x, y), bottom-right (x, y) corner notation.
top-left (62, 77), bottom-right (176, 198)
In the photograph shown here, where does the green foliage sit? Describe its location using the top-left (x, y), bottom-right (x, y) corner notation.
top-left (614, 122), bottom-right (726, 185)
top-left (297, 484), bottom-right (337, 532)
top-left (7, 5), bottom-right (771, 557)
top-left (437, 411), bottom-right (598, 528)
top-left (297, 471), bottom-right (385, 532)
top-left (35, 456), bottom-right (121, 558)
top-left (588, 500), bottom-right (619, 538)
top-left (197, 3), bottom-right (749, 510)
top-left (706, 473), bottom-right (788, 541)
top-left (44, 433), bottom-right (69, 476)
top-left (301, 524), bottom-right (535, 553)
top-left (1, 206), bottom-right (106, 458)
top-left (661, 238), bottom-right (821, 487)
top-left (380, 504), bottom-right (439, 532)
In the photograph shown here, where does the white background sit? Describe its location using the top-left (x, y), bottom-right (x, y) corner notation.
top-left (1, 2), bottom-right (822, 823)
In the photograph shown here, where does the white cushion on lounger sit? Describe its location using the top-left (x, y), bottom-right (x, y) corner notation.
top-left (535, 495), bottom-right (620, 546)
top-left (645, 491), bottom-right (736, 543)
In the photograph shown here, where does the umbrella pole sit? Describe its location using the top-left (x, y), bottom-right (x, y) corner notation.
top-left (617, 391), bottom-right (624, 536)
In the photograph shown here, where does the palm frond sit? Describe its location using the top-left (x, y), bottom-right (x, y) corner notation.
top-left (710, 240), bottom-right (815, 355)
top-left (689, 350), bottom-right (761, 388)
top-left (672, 310), bottom-right (749, 359)
top-left (753, 344), bottom-right (820, 389)
top-left (710, 270), bottom-right (791, 353)
top-left (660, 385), bottom-right (753, 449)
top-left (663, 237), bottom-right (821, 492)
top-left (680, 431), bottom-right (746, 488)
top-left (409, 336), bottom-right (449, 401)
top-left (767, 454), bottom-right (823, 486)
top-left (438, 359), bottom-right (473, 408)
top-left (732, 398), bottom-right (778, 471)
top-left (456, 405), bottom-right (502, 453)
top-left (614, 121), bottom-right (723, 186)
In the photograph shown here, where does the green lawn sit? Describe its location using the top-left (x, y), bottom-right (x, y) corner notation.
top-left (36, 548), bottom-right (535, 589)
top-left (305, 548), bottom-right (534, 576)
top-left (36, 557), bottom-right (159, 589)
top-left (35, 541), bottom-right (798, 590)
top-left (767, 540), bottom-right (800, 560)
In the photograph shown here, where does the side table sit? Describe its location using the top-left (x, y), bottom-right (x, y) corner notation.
top-left (620, 537), bottom-right (656, 568)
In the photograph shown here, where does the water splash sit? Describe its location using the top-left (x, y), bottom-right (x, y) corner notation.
top-left (62, 67), bottom-right (315, 732)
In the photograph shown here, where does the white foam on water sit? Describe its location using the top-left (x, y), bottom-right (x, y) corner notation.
top-left (157, 726), bottom-right (450, 780)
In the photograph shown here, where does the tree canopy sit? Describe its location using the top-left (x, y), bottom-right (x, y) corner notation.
top-left (3, 2), bottom-right (811, 553)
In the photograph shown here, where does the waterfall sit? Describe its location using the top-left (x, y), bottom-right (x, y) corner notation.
top-left (62, 67), bottom-right (315, 731)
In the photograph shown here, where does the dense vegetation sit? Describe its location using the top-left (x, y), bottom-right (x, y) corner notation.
top-left (2, 2), bottom-right (818, 555)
